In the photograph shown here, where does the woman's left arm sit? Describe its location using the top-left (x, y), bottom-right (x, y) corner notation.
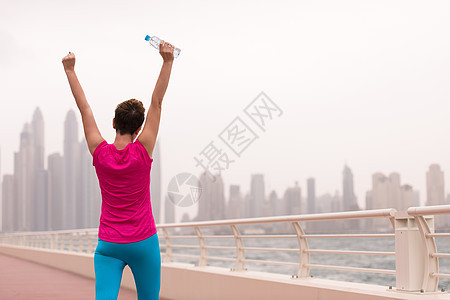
top-left (62, 52), bottom-right (104, 155)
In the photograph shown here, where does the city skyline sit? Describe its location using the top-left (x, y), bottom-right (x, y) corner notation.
top-left (2, 106), bottom-right (450, 230)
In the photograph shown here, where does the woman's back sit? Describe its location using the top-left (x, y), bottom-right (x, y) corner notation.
top-left (93, 139), bottom-right (157, 243)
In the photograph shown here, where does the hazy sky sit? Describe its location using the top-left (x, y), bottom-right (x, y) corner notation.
top-left (1, 0), bottom-right (450, 221)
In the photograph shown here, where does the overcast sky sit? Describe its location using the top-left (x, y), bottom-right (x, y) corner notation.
top-left (1, 0), bottom-right (450, 222)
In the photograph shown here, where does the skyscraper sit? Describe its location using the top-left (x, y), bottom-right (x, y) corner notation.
top-left (2, 175), bottom-right (15, 232)
top-left (150, 139), bottom-right (161, 224)
top-left (48, 153), bottom-right (64, 230)
top-left (250, 174), bottom-right (265, 218)
top-left (164, 195), bottom-right (175, 224)
top-left (426, 164), bottom-right (445, 206)
top-left (211, 173), bottom-right (225, 220)
top-left (64, 110), bottom-right (79, 229)
top-left (283, 181), bottom-right (301, 215)
top-left (79, 140), bottom-right (101, 228)
top-left (426, 164), bottom-right (446, 228)
top-left (307, 178), bottom-right (315, 214)
top-left (228, 185), bottom-right (242, 219)
top-left (343, 165), bottom-right (358, 211)
top-left (196, 171), bottom-right (225, 221)
top-left (32, 108), bottom-right (45, 171)
top-left (370, 172), bottom-right (414, 210)
top-left (32, 108), bottom-right (47, 231)
top-left (399, 184), bottom-right (414, 211)
top-left (367, 172), bottom-right (416, 230)
top-left (34, 170), bottom-right (48, 231)
top-left (16, 123), bottom-right (34, 231)
top-left (196, 171), bottom-right (213, 221)
top-left (269, 190), bottom-right (280, 216)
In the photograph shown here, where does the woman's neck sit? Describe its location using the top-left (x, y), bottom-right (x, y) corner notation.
top-left (113, 133), bottom-right (134, 150)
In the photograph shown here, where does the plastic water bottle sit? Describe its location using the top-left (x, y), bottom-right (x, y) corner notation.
top-left (145, 35), bottom-right (181, 58)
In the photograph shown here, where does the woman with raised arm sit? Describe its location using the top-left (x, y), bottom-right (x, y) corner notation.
top-left (62, 40), bottom-right (175, 300)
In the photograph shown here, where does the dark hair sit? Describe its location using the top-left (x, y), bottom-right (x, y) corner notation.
top-left (114, 99), bottom-right (145, 135)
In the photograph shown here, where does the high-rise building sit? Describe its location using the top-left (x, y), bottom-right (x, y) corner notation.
top-left (34, 170), bottom-right (48, 231)
top-left (150, 139), bottom-right (161, 224)
top-left (243, 192), bottom-right (251, 218)
top-left (79, 140), bottom-right (101, 228)
top-left (228, 185), bottom-right (242, 219)
top-left (269, 190), bottom-right (281, 216)
top-left (196, 171), bottom-right (213, 221)
top-left (32, 108), bottom-right (45, 171)
top-left (316, 193), bottom-right (333, 213)
top-left (250, 174), bottom-right (265, 218)
top-left (48, 153), bottom-right (64, 230)
top-left (196, 171), bottom-right (225, 221)
top-left (426, 164), bottom-right (445, 206)
top-left (366, 191), bottom-right (373, 210)
top-left (15, 123), bottom-right (34, 231)
top-left (426, 164), bottom-right (446, 228)
top-left (399, 184), bottom-right (414, 211)
top-left (283, 181), bottom-right (301, 215)
top-left (413, 191), bottom-right (421, 207)
top-left (2, 175), bottom-right (16, 232)
top-left (211, 173), bottom-right (225, 220)
top-left (367, 172), bottom-right (416, 230)
top-left (343, 165), bottom-right (358, 211)
top-left (64, 110), bottom-right (79, 229)
top-left (307, 178), bottom-right (315, 214)
top-left (164, 195), bottom-right (175, 224)
top-left (32, 108), bottom-right (47, 231)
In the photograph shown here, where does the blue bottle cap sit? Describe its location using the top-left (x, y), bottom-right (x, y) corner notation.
top-left (145, 35), bottom-right (150, 41)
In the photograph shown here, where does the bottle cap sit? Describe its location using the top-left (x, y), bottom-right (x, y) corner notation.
top-left (145, 35), bottom-right (150, 41)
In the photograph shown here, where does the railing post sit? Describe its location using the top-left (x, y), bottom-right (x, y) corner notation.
top-left (51, 233), bottom-right (56, 250)
top-left (161, 228), bottom-right (172, 263)
top-left (292, 221), bottom-right (310, 278)
top-left (195, 226), bottom-right (207, 267)
top-left (87, 231), bottom-right (92, 253)
top-left (69, 233), bottom-right (73, 252)
top-left (395, 212), bottom-right (438, 292)
top-left (414, 215), bottom-right (439, 292)
top-left (77, 232), bottom-right (82, 252)
top-left (60, 233), bottom-right (64, 251)
top-left (230, 225), bottom-right (245, 271)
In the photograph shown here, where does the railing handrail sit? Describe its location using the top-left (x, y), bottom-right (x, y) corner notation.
top-left (0, 209), bottom-right (397, 236)
top-left (407, 204), bottom-right (450, 216)
top-left (157, 208), bottom-right (397, 229)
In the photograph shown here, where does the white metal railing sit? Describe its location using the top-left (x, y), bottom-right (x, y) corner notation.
top-left (1, 206), bottom-right (450, 294)
top-left (406, 205), bottom-right (450, 292)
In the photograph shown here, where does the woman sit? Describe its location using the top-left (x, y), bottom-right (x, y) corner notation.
top-left (62, 40), bottom-right (175, 300)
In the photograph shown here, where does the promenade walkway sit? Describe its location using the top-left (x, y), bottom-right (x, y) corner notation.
top-left (0, 254), bottom-right (165, 300)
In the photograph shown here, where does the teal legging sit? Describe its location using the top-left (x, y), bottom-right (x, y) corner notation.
top-left (94, 232), bottom-right (161, 300)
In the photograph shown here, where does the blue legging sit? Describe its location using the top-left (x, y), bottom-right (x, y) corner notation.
top-left (94, 232), bottom-right (161, 300)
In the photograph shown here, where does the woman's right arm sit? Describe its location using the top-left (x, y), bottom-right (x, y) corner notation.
top-left (62, 52), bottom-right (104, 155)
top-left (137, 40), bottom-right (175, 157)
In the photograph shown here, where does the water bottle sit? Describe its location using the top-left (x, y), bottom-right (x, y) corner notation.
top-left (145, 35), bottom-right (181, 58)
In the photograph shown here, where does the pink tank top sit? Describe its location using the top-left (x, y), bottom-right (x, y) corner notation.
top-left (93, 139), bottom-right (157, 243)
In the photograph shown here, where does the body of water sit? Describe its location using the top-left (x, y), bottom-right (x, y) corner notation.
top-left (165, 235), bottom-right (450, 290)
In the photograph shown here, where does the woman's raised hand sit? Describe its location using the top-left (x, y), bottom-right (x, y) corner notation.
top-left (62, 52), bottom-right (76, 72)
top-left (159, 40), bottom-right (174, 63)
